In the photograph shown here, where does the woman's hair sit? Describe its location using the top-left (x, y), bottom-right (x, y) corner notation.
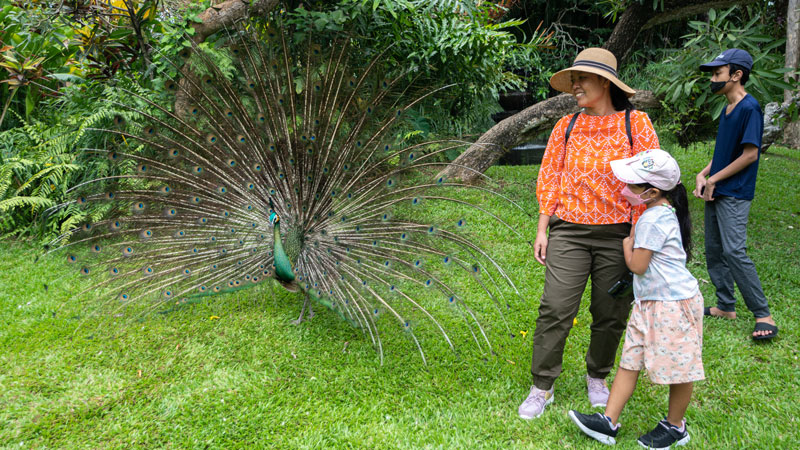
top-left (610, 83), bottom-right (633, 111)
top-left (638, 182), bottom-right (693, 261)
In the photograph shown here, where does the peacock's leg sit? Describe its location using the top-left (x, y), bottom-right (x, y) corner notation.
top-left (291, 294), bottom-right (312, 325)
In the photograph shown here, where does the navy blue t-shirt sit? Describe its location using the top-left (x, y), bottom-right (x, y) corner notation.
top-left (710, 94), bottom-right (763, 200)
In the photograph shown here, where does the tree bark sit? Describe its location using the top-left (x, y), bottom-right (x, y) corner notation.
top-left (785, 0), bottom-right (799, 104)
top-left (436, 91), bottom-right (661, 183)
top-left (603, 2), bottom-right (652, 62)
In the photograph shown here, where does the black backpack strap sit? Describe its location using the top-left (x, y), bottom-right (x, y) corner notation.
top-left (564, 111), bottom-right (581, 150)
top-left (565, 110), bottom-right (633, 150)
top-left (625, 108), bottom-right (633, 151)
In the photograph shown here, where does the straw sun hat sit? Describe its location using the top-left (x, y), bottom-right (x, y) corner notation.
top-left (549, 48), bottom-right (636, 97)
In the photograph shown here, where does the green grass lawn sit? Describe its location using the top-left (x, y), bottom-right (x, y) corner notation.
top-left (1, 142), bottom-right (798, 449)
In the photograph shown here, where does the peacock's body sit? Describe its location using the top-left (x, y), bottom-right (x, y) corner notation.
top-left (48, 16), bottom-right (524, 363)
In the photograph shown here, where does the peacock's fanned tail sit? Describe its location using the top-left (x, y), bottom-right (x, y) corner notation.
top-left (47, 17), bottom-right (526, 363)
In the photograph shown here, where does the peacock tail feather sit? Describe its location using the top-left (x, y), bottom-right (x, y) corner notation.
top-left (46, 15), bottom-right (528, 364)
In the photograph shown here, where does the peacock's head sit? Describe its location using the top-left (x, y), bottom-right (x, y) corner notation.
top-left (269, 211), bottom-right (280, 226)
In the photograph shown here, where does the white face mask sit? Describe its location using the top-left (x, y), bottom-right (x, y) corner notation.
top-left (621, 185), bottom-right (653, 206)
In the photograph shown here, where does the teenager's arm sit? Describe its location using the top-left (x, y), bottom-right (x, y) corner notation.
top-left (623, 236), bottom-right (653, 275)
top-left (702, 144), bottom-right (759, 201)
top-left (693, 161), bottom-right (712, 199)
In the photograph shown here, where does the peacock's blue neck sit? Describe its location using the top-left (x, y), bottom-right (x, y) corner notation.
top-left (272, 223), bottom-right (295, 282)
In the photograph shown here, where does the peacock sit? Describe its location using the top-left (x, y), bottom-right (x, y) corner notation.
top-left (46, 15), bottom-right (527, 363)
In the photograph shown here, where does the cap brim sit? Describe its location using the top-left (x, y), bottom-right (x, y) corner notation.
top-left (699, 61), bottom-right (727, 71)
top-left (610, 158), bottom-right (646, 185)
top-left (549, 67), bottom-right (636, 97)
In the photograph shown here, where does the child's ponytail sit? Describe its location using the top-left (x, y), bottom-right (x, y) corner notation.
top-left (665, 183), bottom-right (692, 261)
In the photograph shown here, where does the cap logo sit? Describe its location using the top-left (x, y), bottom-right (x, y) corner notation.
top-left (716, 53), bottom-right (725, 59)
top-left (641, 157), bottom-right (655, 170)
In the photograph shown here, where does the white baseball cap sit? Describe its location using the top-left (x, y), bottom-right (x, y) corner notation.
top-left (610, 149), bottom-right (681, 191)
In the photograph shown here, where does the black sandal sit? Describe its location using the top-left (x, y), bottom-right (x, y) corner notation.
top-left (752, 322), bottom-right (779, 341)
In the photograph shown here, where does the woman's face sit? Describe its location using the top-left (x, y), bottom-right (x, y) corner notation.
top-left (570, 71), bottom-right (610, 109)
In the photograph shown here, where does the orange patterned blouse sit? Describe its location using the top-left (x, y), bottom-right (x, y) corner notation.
top-left (536, 110), bottom-right (660, 225)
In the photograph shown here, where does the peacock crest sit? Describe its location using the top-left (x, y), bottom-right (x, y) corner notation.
top-left (47, 15), bottom-right (526, 363)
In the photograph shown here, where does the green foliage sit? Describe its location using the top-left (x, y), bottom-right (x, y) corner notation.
top-left (0, 5), bottom-right (82, 129)
top-left (599, 0), bottom-right (664, 22)
top-left (653, 6), bottom-right (795, 147)
top-left (285, 1), bottom-right (549, 117)
top-left (150, 1), bottom-right (216, 87)
top-left (62, 1), bottom-right (160, 80)
top-left (0, 82), bottom-right (143, 239)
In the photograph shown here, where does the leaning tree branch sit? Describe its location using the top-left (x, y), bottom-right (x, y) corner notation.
top-left (642, 0), bottom-right (760, 31)
top-left (192, 0), bottom-right (281, 43)
top-left (436, 91), bottom-right (661, 183)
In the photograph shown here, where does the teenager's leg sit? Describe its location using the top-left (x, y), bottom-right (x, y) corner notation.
top-left (714, 197), bottom-right (771, 318)
top-left (531, 220), bottom-right (592, 390)
top-left (586, 223), bottom-right (633, 379)
top-left (705, 201), bottom-right (737, 312)
top-left (604, 368), bottom-right (639, 424)
top-left (715, 197), bottom-right (770, 319)
top-left (666, 382), bottom-right (693, 427)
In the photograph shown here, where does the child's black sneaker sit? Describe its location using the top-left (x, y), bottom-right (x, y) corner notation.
top-left (637, 419), bottom-right (689, 449)
top-left (568, 410), bottom-right (619, 445)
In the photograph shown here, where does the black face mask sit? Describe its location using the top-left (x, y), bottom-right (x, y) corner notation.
top-left (710, 78), bottom-right (733, 93)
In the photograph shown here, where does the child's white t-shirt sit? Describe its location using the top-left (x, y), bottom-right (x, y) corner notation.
top-left (633, 205), bottom-right (699, 301)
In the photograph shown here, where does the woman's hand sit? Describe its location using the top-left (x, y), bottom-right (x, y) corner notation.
top-left (534, 214), bottom-right (551, 265)
top-left (534, 232), bottom-right (548, 265)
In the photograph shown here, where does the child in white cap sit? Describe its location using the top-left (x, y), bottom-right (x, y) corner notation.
top-left (567, 149), bottom-right (703, 449)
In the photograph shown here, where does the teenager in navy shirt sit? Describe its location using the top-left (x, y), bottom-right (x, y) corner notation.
top-left (694, 48), bottom-right (778, 340)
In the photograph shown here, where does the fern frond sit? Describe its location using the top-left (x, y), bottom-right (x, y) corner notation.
top-left (0, 195), bottom-right (55, 212)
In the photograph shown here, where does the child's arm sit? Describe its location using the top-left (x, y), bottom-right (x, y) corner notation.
top-left (623, 236), bottom-right (653, 275)
top-left (702, 144), bottom-right (759, 201)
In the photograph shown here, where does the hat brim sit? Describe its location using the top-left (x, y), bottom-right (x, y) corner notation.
top-left (699, 60), bottom-right (728, 71)
top-left (610, 158), bottom-right (647, 185)
top-left (550, 66), bottom-right (636, 97)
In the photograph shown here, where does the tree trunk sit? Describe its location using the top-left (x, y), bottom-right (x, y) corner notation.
top-left (781, 0), bottom-right (800, 149)
top-left (437, 91), bottom-right (661, 183)
top-left (785, 0), bottom-right (799, 104)
top-left (603, 2), bottom-right (652, 61)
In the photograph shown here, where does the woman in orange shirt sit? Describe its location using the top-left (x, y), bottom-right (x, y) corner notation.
top-left (518, 48), bottom-right (660, 420)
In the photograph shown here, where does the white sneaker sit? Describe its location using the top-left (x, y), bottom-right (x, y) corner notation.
top-left (518, 386), bottom-right (554, 419)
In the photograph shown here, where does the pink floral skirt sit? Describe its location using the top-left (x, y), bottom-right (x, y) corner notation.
top-left (619, 293), bottom-right (705, 384)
